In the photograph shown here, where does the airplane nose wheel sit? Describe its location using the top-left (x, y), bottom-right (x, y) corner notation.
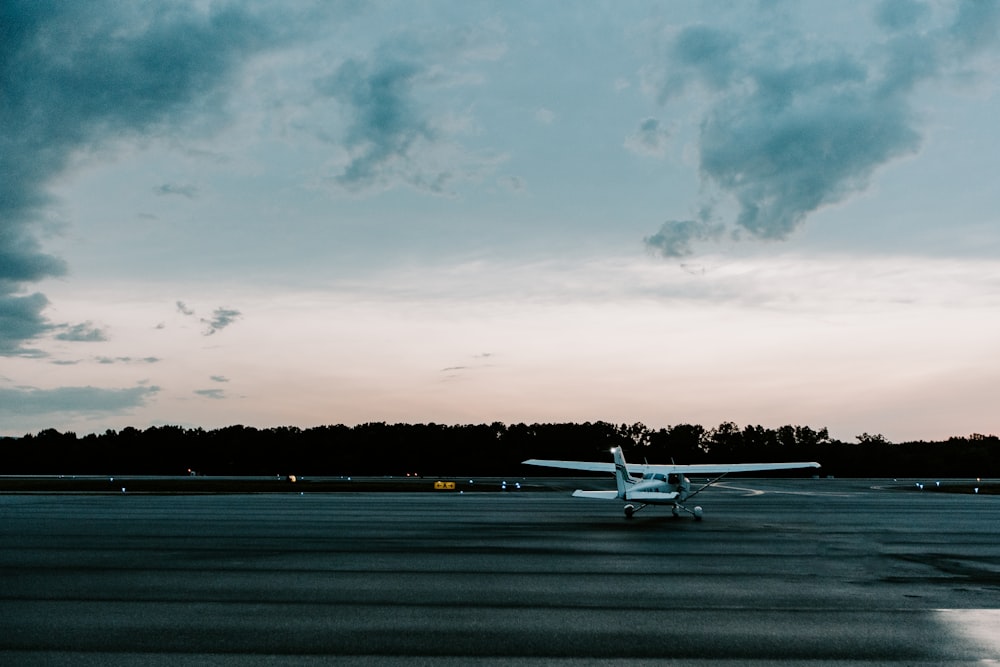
top-left (672, 504), bottom-right (704, 521)
top-left (624, 504), bottom-right (635, 519)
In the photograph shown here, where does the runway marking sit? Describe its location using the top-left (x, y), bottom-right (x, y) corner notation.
top-left (715, 482), bottom-right (855, 498)
top-left (715, 482), bottom-right (765, 497)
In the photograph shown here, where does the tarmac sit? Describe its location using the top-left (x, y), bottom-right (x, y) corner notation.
top-left (1, 478), bottom-right (998, 665)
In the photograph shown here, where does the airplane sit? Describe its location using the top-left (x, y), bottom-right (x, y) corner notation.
top-left (523, 447), bottom-right (820, 520)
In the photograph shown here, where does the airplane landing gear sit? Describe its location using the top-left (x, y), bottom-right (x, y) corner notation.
top-left (672, 504), bottom-right (704, 521)
top-left (623, 503), bottom-right (648, 519)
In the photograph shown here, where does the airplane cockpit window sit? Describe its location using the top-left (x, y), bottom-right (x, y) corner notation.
top-left (667, 473), bottom-right (680, 485)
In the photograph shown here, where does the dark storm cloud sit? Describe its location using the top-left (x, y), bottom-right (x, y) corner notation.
top-left (0, 0), bottom-right (320, 354)
top-left (0, 384), bottom-right (160, 416)
top-left (699, 81), bottom-right (920, 240)
top-left (0, 292), bottom-right (52, 355)
top-left (318, 56), bottom-right (437, 192)
top-left (314, 24), bottom-right (504, 195)
top-left (645, 0), bottom-right (1000, 255)
top-left (0, 234), bottom-right (67, 283)
top-left (664, 25), bottom-right (742, 97)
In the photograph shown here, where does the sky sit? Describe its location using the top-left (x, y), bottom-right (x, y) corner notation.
top-left (2, 0), bottom-right (999, 443)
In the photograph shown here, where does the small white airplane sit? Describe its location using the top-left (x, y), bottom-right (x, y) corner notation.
top-left (523, 447), bottom-right (820, 520)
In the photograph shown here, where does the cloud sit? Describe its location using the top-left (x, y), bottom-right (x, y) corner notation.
top-left (153, 183), bottom-right (199, 198)
top-left (699, 78), bottom-right (920, 239)
top-left (210, 375), bottom-right (229, 383)
top-left (949, 0), bottom-right (1000, 51)
top-left (55, 322), bottom-right (108, 342)
top-left (319, 56), bottom-right (437, 192)
top-left (0, 385), bottom-right (160, 416)
top-left (314, 25), bottom-right (505, 195)
top-left (194, 388), bottom-right (226, 400)
top-left (176, 301), bottom-right (241, 335)
top-left (624, 117), bottom-right (671, 157)
top-left (645, 0), bottom-right (1000, 250)
top-left (500, 175), bottom-right (526, 193)
top-left (0, 292), bottom-right (53, 355)
top-left (0, 1), bottom-right (317, 355)
top-left (440, 352), bottom-right (496, 378)
top-left (95, 356), bottom-right (159, 365)
top-left (663, 24), bottom-right (742, 97)
top-left (535, 108), bottom-right (556, 124)
top-left (875, 0), bottom-right (931, 31)
top-left (645, 208), bottom-right (725, 258)
top-left (202, 307), bottom-right (241, 335)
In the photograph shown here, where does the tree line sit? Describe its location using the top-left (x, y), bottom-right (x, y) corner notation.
top-left (2, 422), bottom-right (998, 478)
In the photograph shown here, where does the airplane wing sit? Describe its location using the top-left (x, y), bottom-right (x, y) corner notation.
top-left (523, 458), bottom-right (818, 476)
top-left (572, 490), bottom-right (620, 499)
top-left (627, 491), bottom-right (680, 502)
top-left (628, 461), bottom-right (820, 476)
top-left (522, 459), bottom-right (615, 473)
top-left (572, 490), bottom-right (680, 502)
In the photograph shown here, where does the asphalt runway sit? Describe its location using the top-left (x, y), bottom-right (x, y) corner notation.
top-left (2, 479), bottom-right (999, 665)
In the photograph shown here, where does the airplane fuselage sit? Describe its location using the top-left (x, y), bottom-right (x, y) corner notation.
top-left (625, 472), bottom-right (690, 503)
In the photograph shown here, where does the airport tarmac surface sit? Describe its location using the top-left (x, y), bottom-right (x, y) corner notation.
top-left (1, 478), bottom-right (999, 665)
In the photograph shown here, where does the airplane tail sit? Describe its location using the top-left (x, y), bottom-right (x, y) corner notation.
top-left (612, 447), bottom-right (637, 498)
